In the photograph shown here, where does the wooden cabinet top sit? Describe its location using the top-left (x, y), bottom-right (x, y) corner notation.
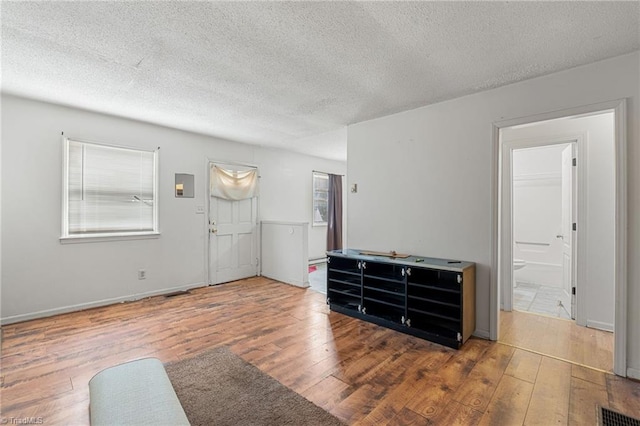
top-left (327, 248), bottom-right (474, 273)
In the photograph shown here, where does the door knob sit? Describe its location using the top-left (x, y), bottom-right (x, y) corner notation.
top-left (556, 234), bottom-right (563, 239)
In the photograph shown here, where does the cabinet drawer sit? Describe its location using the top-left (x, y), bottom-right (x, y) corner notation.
top-left (408, 299), bottom-right (460, 322)
top-left (363, 261), bottom-right (405, 281)
top-left (328, 297), bottom-right (360, 312)
top-left (327, 256), bottom-right (360, 275)
top-left (327, 286), bottom-right (360, 311)
top-left (407, 309), bottom-right (460, 337)
top-left (363, 288), bottom-right (404, 308)
top-left (328, 281), bottom-right (360, 297)
top-left (408, 268), bottom-right (461, 292)
top-left (363, 299), bottom-right (405, 324)
top-left (328, 272), bottom-right (361, 287)
top-left (408, 283), bottom-right (461, 305)
top-left (363, 276), bottom-right (405, 295)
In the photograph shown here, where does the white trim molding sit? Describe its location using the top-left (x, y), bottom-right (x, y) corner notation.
top-left (627, 368), bottom-right (640, 381)
top-left (1, 282), bottom-right (205, 325)
top-left (586, 320), bottom-right (614, 333)
top-left (205, 157), bottom-right (261, 286)
top-left (612, 99), bottom-right (628, 377)
top-left (473, 329), bottom-right (491, 340)
top-left (498, 133), bottom-right (584, 315)
top-left (491, 98), bottom-right (628, 377)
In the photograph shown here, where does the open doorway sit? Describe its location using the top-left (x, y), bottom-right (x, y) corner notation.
top-left (309, 171), bottom-right (345, 295)
top-left (496, 106), bottom-right (622, 374)
top-left (510, 142), bottom-right (575, 320)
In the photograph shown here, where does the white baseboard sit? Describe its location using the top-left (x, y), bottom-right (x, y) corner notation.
top-left (262, 274), bottom-right (309, 288)
top-left (627, 367), bottom-right (640, 380)
top-left (0, 282), bottom-right (205, 325)
top-left (586, 320), bottom-right (614, 332)
top-left (309, 257), bottom-right (327, 265)
top-left (473, 329), bottom-right (491, 340)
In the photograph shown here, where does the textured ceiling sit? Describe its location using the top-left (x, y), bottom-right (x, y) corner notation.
top-left (2, 2), bottom-right (639, 161)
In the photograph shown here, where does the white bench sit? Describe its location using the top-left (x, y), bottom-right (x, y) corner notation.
top-left (89, 358), bottom-right (190, 425)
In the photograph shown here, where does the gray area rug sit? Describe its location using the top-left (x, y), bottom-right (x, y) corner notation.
top-left (165, 346), bottom-right (345, 426)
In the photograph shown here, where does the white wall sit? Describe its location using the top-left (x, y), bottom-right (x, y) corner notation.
top-left (504, 113), bottom-right (615, 330)
top-left (261, 221), bottom-right (309, 287)
top-left (0, 95), bottom-right (3, 323)
top-left (254, 147), bottom-right (346, 261)
top-left (0, 94), bottom-right (345, 323)
top-left (347, 52), bottom-right (638, 373)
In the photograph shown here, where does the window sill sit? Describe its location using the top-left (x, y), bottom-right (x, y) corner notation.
top-left (312, 223), bottom-right (328, 227)
top-left (60, 232), bottom-right (161, 244)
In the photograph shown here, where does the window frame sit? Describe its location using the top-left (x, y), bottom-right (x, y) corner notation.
top-left (60, 136), bottom-right (160, 243)
top-left (312, 171), bottom-right (329, 227)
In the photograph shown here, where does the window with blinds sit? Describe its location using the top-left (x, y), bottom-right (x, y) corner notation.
top-left (312, 171), bottom-right (329, 226)
top-left (62, 138), bottom-right (158, 238)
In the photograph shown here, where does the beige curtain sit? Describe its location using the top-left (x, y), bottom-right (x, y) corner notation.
top-left (210, 165), bottom-right (258, 200)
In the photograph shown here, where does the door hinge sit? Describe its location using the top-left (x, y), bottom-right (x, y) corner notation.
top-left (572, 158), bottom-right (577, 167)
top-left (572, 223), bottom-right (577, 231)
top-left (572, 287), bottom-right (576, 295)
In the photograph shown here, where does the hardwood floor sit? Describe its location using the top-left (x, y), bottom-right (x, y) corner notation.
top-left (500, 309), bottom-right (614, 372)
top-left (1, 277), bottom-right (639, 425)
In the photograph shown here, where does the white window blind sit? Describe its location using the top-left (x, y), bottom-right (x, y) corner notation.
top-left (312, 171), bottom-right (329, 226)
top-left (63, 138), bottom-right (158, 238)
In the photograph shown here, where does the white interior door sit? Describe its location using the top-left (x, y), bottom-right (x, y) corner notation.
top-left (561, 144), bottom-right (576, 319)
top-left (209, 184), bottom-right (258, 285)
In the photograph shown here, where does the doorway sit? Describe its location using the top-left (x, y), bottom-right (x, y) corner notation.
top-left (493, 101), bottom-right (626, 375)
top-left (309, 171), bottom-right (344, 295)
top-left (509, 142), bottom-right (575, 320)
top-left (208, 162), bottom-right (259, 285)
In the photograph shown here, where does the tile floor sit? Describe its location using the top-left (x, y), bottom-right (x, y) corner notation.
top-left (513, 281), bottom-right (572, 319)
top-left (308, 262), bottom-right (327, 295)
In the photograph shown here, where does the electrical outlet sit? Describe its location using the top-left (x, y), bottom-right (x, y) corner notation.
top-left (138, 269), bottom-right (146, 280)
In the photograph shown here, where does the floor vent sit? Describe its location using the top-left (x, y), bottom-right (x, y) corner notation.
top-left (599, 406), bottom-right (640, 426)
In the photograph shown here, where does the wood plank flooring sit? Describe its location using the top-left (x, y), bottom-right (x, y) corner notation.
top-left (1, 277), bottom-right (638, 425)
top-left (500, 309), bottom-right (614, 372)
